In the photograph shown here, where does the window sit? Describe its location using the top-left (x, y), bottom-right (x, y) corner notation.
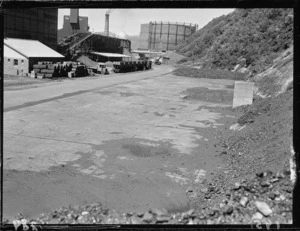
top-left (14, 59), bottom-right (18, 66)
top-left (8, 58), bottom-right (10, 62)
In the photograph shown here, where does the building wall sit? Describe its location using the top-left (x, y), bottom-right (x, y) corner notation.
top-left (4, 8), bottom-right (58, 50)
top-left (4, 56), bottom-right (29, 76)
top-left (80, 34), bottom-right (131, 54)
top-left (139, 22), bottom-right (197, 51)
top-left (58, 16), bottom-right (89, 41)
top-left (139, 24), bottom-right (150, 50)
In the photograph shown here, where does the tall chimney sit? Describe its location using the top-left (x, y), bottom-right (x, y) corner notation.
top-left (105, 12), bottom-right (109, 36)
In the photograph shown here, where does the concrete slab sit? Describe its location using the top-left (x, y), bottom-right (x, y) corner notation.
top-left (232, 81), bottom-right (255, 108)
top-left (3, 68), bottom-right (235, 220)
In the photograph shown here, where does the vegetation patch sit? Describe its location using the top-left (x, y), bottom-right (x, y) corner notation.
top-left (173, 67), bottom-right (245, 80)
top-left (182, 87), bottom-right (233, 104)
top-left (175, 9), bottom-right (293, 76)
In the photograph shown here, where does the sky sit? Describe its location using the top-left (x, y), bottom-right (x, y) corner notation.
top-left (58, 9), bottom-right (235, 37)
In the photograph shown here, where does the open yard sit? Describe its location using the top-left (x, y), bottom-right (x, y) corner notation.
top-left (3, 66), bottom-right (237, 221)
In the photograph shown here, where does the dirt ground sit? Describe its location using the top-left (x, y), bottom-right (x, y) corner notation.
top-left (3, 66), bottom-right (293, 224)
top-left (3, 66), bottom-right (236, 221)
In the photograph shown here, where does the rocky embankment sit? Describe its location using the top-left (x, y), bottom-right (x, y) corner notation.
top-left (30, 169), bottom-right (292, 225)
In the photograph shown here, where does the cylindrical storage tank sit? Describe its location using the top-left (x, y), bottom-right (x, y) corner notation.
top-left (147, 21), bottom-right (197, 51)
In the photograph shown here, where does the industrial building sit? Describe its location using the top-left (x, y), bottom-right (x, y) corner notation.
top-left (4, 38), bottom-right (64, 76)
top-left (57, 9), bottom-right (89, 42)
top-left (58, 11), bottom-right (131, 58)
top-left (139, 21), bottom-right (198, 51)
top-left (3, 8), bottom-right (58, 50)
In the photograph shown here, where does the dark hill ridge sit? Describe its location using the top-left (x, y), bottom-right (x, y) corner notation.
top-left (175, 8), bottom-right (293, 77)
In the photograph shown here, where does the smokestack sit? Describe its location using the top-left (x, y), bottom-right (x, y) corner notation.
top-left (105, 12), bottom-right (109, 36)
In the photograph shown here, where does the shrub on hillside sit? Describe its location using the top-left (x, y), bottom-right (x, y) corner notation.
top-left (175, 9), bottom-right (293, 76)
top-left (173, 67), bottom-right (246, 80)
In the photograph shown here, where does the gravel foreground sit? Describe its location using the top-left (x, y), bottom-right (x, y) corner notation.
top-left (6, 89), bottom-right (293, 225)
top-left (32, 170), bottom-right (292, 225)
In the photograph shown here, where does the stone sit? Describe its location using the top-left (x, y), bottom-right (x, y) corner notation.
top-left (268, 192), bottom-right (276, 200)
top-left (201, 188), bottom-right (208, 193)
top-left (204, 194), bottom-right (211, 199)
top-left (284, 186), bottom-right (293, 193)
top-left (155, 215), bottom-right (170, 223)
top-left (81, 211), bottom-right (89, 216)
top-left (260, 181), bottom-right (270, 187)
top-left (131, 216), bottom-right (142, 224)
top-left (151, 208), bottom-right (168, 216)
top-left (234, 182), bottom-right (241, 190)
top-left (239, 197), bottom-right (249, 207)
top-left (222, 205), bottom-right (234, 215)
top-left (256, 172), bottom-right (266, 178)
top-left (255, 201), bottom-right (272, 216)
top-left (142, 212), bottom-right (154, 223)
top-left (279, 194), bottom-right (286, 200)
top-left (207, 219), bottom-right (214, 224)
top-left (270, 178), bottom-right (279, 183)
top-left (252, 212), bottom-right (263, 220)
top-left (186, 209), bottom-right (195, 216)
top-left (187, 219), bottom-right (194, 224)
top-left (186, 188), bottom-right (193, 193)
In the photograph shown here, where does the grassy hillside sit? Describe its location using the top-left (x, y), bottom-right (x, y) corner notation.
top-left (175, 9), bottom-right (293, 76)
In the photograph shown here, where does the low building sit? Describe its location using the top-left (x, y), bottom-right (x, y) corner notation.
top-left (4, 38), bottom-right (64, 76)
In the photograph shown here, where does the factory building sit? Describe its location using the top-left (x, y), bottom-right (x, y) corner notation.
top-left (139, 21), bottom-right (198, 51)
top-left (4, 38), bottom-right (64, 76)
top-left (58, 10), bottom-right (131, 57)
top-left (3, 8), bottom-right (58, 50)
top-left (57, 9), bottom-right (89, 42)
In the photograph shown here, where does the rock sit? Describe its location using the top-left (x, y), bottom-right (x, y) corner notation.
top-left (204, 194), bottom-right (211, 199)
top-left (234, 182), bottom-right (241, 190)
top-left (130, 216), bottom-right (142, 224)
top-left (279, 194), bottom-right (286, 200)
top-left (274, 191), bottom-right (280, 196)
top-left (222, 205), bottom-right (234, 215)
top-left (207, 219), bottom-right (214, 224)
top-left (284, 186), bottom-right (293, 193)
top-left (151, 208), bottom-right (168, 216)
top-left (201, 188), bottom-right (208, 193)
top-left (219, 202), bottom-right (225, 208)
top-left (256, 172), bottom-right (266, 178)
top-left (156, 215), bottom-right (170, 223)
top-left (268, 192), bottom-right (276, 200)
top-left (136, 210), bottom-right (145, 217)
top-left (260, 181), bottom-right (270, 187)
top-left (142, 212), bottom-right (154, 223)
top-left (276, 172), bottom-right (284, 179)
top-left (81, 211), bottom-right (89, 216)
top-left (186, 209), bottom-right (195, 216)
top-left (252, 212), bottom-right (263, 220)
top-left (188, 219), bottom-right (194, 224)
top-left (255, 201), bottom-right (272, 216)
top-left (239, 197), bottom-right (249, 207)
top-left (186, 188), bottom-right (193, 193)
top-left (270, 178), bottom-right (279, 183)
top-left (193, 218), bottom-right (199, 224)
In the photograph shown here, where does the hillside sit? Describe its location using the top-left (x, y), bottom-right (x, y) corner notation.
top-left (175, 9), bottom-right (293, 77)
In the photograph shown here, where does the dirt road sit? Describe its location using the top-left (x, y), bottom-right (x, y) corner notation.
top-left (3, 66), bottom-right (236, 221)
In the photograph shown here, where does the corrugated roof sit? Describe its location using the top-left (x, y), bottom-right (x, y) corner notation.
top-left (90, 51), bottom-right (131, 58)
top-left (4, 38), bottom-right (64, 58)
top-left (4, 45), bottom-right (27, 59)
top-left (131, 50), bottom-right (163, 55)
